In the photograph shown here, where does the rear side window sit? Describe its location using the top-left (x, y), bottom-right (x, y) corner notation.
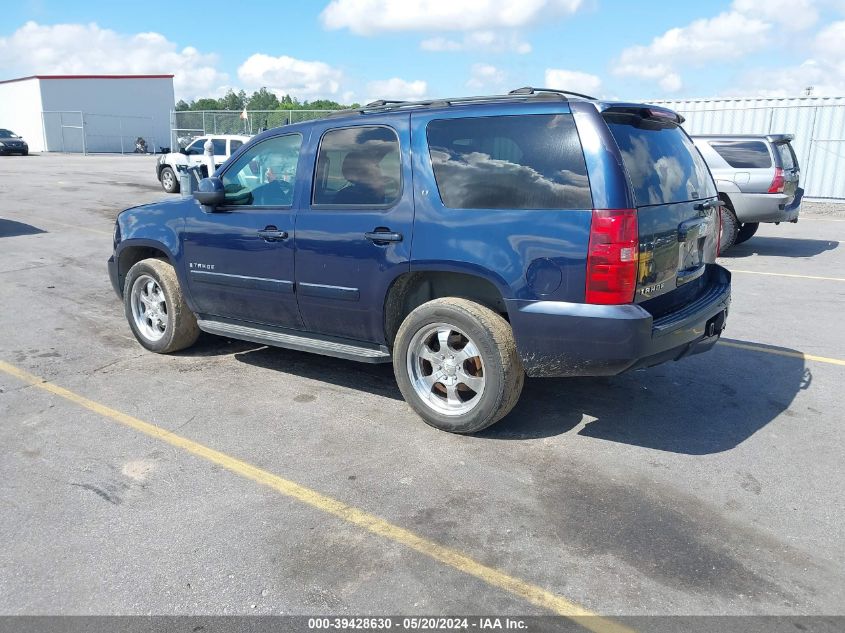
top-left (709, 141), bottom-right (772, 168)
top-left (211, 139), bottom-right (227, 155)
top-left (312, 126), bottom-right (401, 207)
top-left (774, 142), bottom-right (796, 170)
top-left (604, 112), bottom-right (716, 206)
top-left (426, 114), bottom-right (592, 210)
top-left (230, 139), bottom-right (243, 153)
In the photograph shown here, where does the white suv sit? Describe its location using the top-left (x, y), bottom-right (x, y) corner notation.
top-left (156, 135), bottom-right (250, 193)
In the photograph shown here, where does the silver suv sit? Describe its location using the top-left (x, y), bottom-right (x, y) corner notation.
top-left (693, 134), bottom-right (803, 251)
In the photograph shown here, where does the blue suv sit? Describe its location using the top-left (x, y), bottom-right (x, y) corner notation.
top-left (108, 87), bottom-right (731, 433)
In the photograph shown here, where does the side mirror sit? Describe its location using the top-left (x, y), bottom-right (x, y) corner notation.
top-left (193, 177), bottom-right (225, 208)
top-left (180, 147), bottom-right (189, 155)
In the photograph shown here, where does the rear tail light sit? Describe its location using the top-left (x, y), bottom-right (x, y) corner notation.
top-left (585, 208), bottom-right (639, 304)
top-left (768, 167), bottom-right (785, 193)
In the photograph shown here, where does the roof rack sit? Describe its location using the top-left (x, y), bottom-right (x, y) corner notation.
top-left (508, 86), bottom-right (598, 100)
top-left (325, 86), bottom-right (596, 119)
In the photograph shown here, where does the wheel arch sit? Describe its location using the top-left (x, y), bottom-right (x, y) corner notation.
top-left (383, 267), bottom-right (510, 346)
top-left (115, 239), bottom-right (177, 297)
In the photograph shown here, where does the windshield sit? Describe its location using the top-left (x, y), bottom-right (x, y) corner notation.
top-left (604, 112), bottom-right (716, 206)
top-left (0, 129), bottom-right (20, 139)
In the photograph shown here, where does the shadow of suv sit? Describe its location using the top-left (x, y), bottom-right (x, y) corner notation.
top-left (108, 87), bottom-right (731, 434)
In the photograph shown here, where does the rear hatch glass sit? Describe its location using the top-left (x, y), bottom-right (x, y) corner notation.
top-left (603, 109), bottom-right (719, 307)
top-left (774, 141), bottom-right (799, 201)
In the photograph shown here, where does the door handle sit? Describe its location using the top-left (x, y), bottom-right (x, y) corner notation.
top-left (257, 228), bottom-right (288, 242)
top-left (364, 230), bottom-right (403, 244)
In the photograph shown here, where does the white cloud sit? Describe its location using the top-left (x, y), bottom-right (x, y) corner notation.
top-left (237, 53), bottom-right (343, 99)
top-left (726, 20), bottom-right (845, 96)
top-left (321, 0), bottom-right (583, 35)
top-left (732, 0), bottom-right (818, 29)
top-left (365, 77), bottom-right (427, 103)
top-left (422, 30), bottom-right (531, 54)
top-left (544, 68), bottom-right (602, 97)
top-left (0, 21), bottom-right (227, 99)
top-left (612, 8), bottom-right (771, 94)
top-left (467, 64), bottom-right (506, 90)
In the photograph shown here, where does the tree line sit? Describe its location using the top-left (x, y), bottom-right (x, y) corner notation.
top-left (175, 87), bottom-right (360, 112)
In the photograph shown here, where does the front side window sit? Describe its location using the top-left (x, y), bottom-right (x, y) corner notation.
top-left (709, 141), bottom-right (772, 169)
top-left (230, 139), bottom-right (243, 154)
top-left (185, 139), bottom-right (206, 155)
top-left (221, 134), bottom-right (302, 207)
top-left (211, 138), bottom-right (227, 156)
top-left (426, 114), bottom-right (592, 210)
top-left (312, 126), bottom-right (401, 207)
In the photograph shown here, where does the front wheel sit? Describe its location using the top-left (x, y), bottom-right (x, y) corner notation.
top-left (735, 222), bottom-right (759, 245)
top-left (123, 258), bottom-right (199, 353)
top-left (160, 166), bottom-right (179, 193)
top-left (393, 298), bottom-right (524, 434)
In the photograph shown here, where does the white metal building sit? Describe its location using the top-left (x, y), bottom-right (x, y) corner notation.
top-left (0, 74), bottom-right (175, 153)
top-left (649, 96), bottom-right (845, 200)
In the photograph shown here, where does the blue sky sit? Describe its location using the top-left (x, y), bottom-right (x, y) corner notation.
top-left (1, 0), bottom-right (844, 103)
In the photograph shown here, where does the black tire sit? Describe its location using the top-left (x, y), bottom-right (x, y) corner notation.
top-left (393, 298), bottom-right (524, 434)
top-left (735, 222), bottom-right (759, 245)
top-left (123, 258), bottom-right (199, 353)
top-left (22, 150), bottom-right (28, 156)
top-left (160, 166), bottom-right (180, 193)
top-left (719, 204), bottom-right (739, 253)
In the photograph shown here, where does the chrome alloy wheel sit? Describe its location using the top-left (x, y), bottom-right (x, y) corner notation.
top-left (406, 323), bottom-right (485, 416)
top-left (161, 169), bottom-right (175, 191)
top-left (130, 274), bottom-right (168, 342)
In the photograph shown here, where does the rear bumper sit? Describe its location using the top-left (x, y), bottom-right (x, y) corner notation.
top-left (507, 264), bottom-right (731, 377)
top-left (732, 188), bottom-right (803, 223)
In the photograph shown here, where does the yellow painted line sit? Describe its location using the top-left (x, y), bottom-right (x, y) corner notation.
top-left (719, 341), bottom-right (845, 366)
top-left (0, 360), bottom-right (632, 633)
top-left (727, 269), bottom-right (845, 282)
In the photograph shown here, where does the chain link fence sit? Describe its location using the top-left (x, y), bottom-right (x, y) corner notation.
top-left (41, 111), bottom-right (161, 154)
top-left (170, 109), bottom-right (338, 148)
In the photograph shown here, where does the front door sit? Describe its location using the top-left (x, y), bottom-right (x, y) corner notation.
top-left (294, 117), bottom-right (414, 343)
top-left (182, 132), bottom-right (306, 328)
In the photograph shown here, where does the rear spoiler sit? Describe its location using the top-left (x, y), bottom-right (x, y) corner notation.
top-left (601, 104), bottom-right (685, 125)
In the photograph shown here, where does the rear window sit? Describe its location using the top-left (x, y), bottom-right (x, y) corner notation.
top-left (604, 112), bottom-right (716, 206)
top-left (774, 142), bottom-right (796, 170)
top-left (709, 141), bottom-right (772, 168)
top-left (426, 114), bottom-right (592, 210)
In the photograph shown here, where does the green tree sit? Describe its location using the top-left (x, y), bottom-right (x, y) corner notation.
top-left (219, 89), bottom-right (247, 111)
top-left (175, 99), bottom-right (191, 111)
top-left (247, 87), bottom-right (280, 111)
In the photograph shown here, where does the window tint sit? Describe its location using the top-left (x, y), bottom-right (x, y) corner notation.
top-left (230, 139), bottom-right (243, 153)
top-left (774, 142), bottom-right (795, 170)
top-left (426, 114), bottom-right (591, 210)
top-left (312, 126), bottom-right (401, 207)
top-left (211, 138), bottom-right (227, 156)
top-left (709, 141), bottom-right (772, 168)
top-left (605, 113), bottom-right (716, 206)
top-left (221, 134), bottom-right (301, 207)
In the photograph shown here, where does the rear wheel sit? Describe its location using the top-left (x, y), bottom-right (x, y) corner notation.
top-left (735, 222), bottom-right (759, 245)
top-left (393, 298), bottom-right (524, 434)
top-left (160, 166), bottom-right (179, 193)
top-left (719, 204), bottom-right (739, 253)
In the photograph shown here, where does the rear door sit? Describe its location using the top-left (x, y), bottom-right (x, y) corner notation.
top-left (603, 108), bottom-right (719, 311)
top-left (293, 116), bottom-right (414, 343)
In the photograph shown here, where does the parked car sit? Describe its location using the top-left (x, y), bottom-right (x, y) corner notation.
top-left (692, 134), bottom-right (803, 251)
top-left (109, 87), bottom-right (730, 433)
top-left (156, 134), bottom-right (250, 193)
top-left (0, 128), bottom-right (29, 155)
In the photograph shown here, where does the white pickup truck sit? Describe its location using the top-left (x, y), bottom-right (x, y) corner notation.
top-left (156, 135), bottom-right (250, 193)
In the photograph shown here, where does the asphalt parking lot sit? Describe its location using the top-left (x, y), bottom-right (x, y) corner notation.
top-left (1, 154), bottom-right (844, 625)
